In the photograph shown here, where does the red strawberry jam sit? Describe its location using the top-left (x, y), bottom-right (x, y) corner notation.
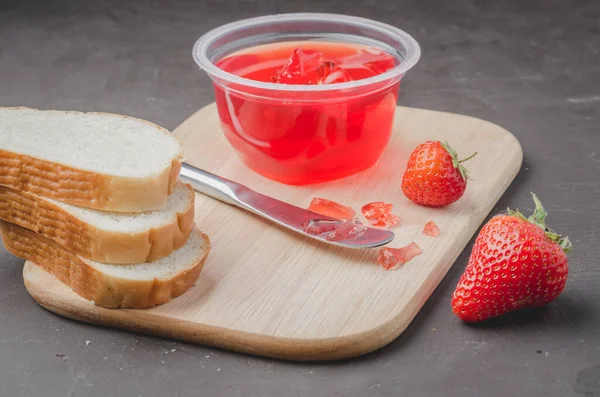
top-left (301, 218), bottom-right (367, 241)
top-left (307, 198), bottom-right (356, 220)
top-left (423, 221), bottom-right (440, 237)
top-left (273, 48), bottom-right (326, 85)
top-left (325, 219), bottom-right (367, 241)
top-left (377, 243), bottom-right (423, 270)
top-left (361, 202), bottom-right (399, 228)
top-left (214, 41), bottom-right (399, 185)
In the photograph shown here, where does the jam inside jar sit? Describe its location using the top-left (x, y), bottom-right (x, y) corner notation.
top-left (194, 14), bottom-right (420, 185)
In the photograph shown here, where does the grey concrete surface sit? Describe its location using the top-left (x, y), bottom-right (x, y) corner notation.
top-left (0, 0), bottom-right (599, 396)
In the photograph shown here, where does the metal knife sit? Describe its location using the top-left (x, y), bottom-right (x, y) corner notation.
top-left (179, 162), bottom-right (395, 249)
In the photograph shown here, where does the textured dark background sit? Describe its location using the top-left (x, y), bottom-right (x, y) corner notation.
top-left (1, 0), bottom-right (599, 396)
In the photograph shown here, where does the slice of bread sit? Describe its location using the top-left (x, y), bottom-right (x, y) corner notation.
top-left (0, 107), bottom-right (183, 213)
top-left (1, 221), bottom-right (210, 309)
top-left (0, 182), bottom-right (196, 264)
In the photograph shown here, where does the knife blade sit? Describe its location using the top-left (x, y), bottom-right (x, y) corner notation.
top-left (179, 162), bottom-right (394, 249)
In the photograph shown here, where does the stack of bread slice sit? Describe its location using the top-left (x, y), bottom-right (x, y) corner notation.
top-left (0, 107), bottom-right (210, 309)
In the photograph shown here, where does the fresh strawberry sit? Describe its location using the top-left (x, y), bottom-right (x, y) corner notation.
top-left (451, 194), bottom-right (572, 322)
top-left (401, 141), bottom-right (476, 207)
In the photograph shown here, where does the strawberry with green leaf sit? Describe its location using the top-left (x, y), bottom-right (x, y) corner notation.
top-left (452, 194), bottom-right (572, 322)
top-left (401, 141), bottom-right (476, 207)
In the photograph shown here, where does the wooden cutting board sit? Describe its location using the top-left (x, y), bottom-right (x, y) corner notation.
top-left (23, 103), bottom-right (522, 361)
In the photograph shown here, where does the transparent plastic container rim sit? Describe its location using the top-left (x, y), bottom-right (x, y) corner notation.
top-left (193, 13), bottom-right (421, 92)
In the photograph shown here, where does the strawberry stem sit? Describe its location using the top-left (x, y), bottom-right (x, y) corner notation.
top-left (507, 193), bottom-right (573, 254)
top-left (440, 141), bottom-right (476, 181)
top-left (458, 152), bottom-right (478, 163)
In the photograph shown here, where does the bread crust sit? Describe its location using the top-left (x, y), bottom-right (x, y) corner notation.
top-left (0, 107), bottom-right (183, 213)
top-left (1, 222), bottom-right (210, 309)
top-left (0, 183), bottom-right (196, 264)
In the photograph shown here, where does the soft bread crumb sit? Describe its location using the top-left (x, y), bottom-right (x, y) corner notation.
top-left (0, 108), bottom-right (182, 177)
top-left (47, 182), bottom-right (193, 233)
top-left (84, 229), bottom-right (206, 280)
